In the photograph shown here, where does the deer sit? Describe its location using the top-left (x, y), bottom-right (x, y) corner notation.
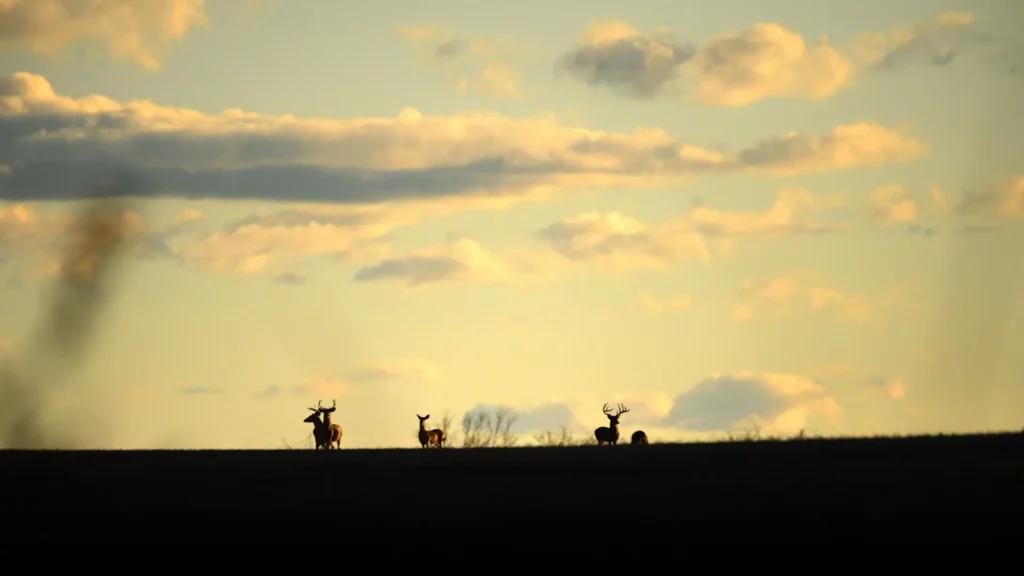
top-left (630, 430), bottom-right (649, 445)
top-left (417, 414), bottom-right (445, 449)
top-left (594, 402), bottom-right (630, 446)
top-left (303, 405), bottom-right (331, 450)
top-left (319, 399), bottom-right (343, 449)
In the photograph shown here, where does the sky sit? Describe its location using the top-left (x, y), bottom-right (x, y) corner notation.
top-left (0, 0), bottom-right (1022, 449)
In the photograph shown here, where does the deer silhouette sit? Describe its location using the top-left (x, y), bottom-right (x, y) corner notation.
top-left (319, 399), bottom-right (343, 449)
top-left (303, 405), bottom-right (331, 450)
top-left (594, 403), bottom-right (630, 445)
top-left (630, 430), bottom-right (649, 445)
top-left (417, 414), bottom-right (445, 449)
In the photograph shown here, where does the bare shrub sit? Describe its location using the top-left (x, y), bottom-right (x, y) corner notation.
top-left (439, 410), bottom-right (458, 446)
top-left (533, 426), bottom-right (577, 446)
top-left (461, 406), bottom-right (519, 447)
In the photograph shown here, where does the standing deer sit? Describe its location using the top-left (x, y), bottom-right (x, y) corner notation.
top-left (594, 403), bottom-right (630, 445)
top-left (417, 414), bottom-right (445, 449)
top-left (303, 405), bottom-right (331, 450)
top-left (630, 430), bottom-right (649, 445)
top-left (319, 399), bottom-right (343, 449)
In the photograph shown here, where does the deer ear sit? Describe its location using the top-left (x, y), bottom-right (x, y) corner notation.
top-left (424, 414), bottom-right (430, 419)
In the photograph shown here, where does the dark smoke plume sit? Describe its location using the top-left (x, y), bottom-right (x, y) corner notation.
top-left (0, 174), bottom-right (145, 449)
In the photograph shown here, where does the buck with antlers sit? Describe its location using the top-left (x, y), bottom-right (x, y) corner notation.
top-left (303, 405), bottom-right (331, 450)
top-left (594, 403), bottom-right (630, 445)
top-left (416, 414), bottom-right (446, 449)
top-left (630, 430), bottom-right (649, 445)
top-left (319, 399), bottom-right (343, 449)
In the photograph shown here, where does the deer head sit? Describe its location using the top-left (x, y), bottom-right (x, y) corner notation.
top-left (303, 405), bottom-right (323, 425)
top-left (318, 399), bottom-right (337, 424)
top-left (602, 402), bottom-right (630, 427)
top-left (417, 414), bottom-right (430, 428)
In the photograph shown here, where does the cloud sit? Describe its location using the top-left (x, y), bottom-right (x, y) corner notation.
top-left (662, 371), bottom-right (842, 434)
top-left (850, 11), bottom-right (1021, 76)
top-left (176, 208), bottom-right (203, 222)
top-left (734, 123), bottom-right (927, 176)
top-left (135, 210), bottom-right (205, 262)
top-left (180, 206), bottom-right (408, 276)
top-left (0, 203), bottom-right (37, 255)
top-left (353, 186), bottom-right (853, 288)
top-left (867, 185), bottom-right (918, 224)
top-left (555, 20), bottom-right (696, 99)
top-left (466, 402), bottom-right (586, 434)
top-left (954, 176), bottom-right (1024, 225)
top-left (0, 72), bottom-right (929, 204)
top-left (352, 236), bottom-right (563, 288)
top-left (399, 27), bottom-right (524, 98)
top-left (687, 187), bottom-right (843, 235)
top-left (732, 269), bottom-right (883, 325)
top-left (272, 272), bottom-right (305, 285)
top-left (2, 203), bottom-right (154, 274)
top-left (179, 386), bottom-right (224, 395)
top-left (0, 0), bottom-right (209, 71)
top-left (346, 359), bottom-right (443, 383)
top-left (291, 375), bottom-right (347, 399)
top-left (639, 293), bottom-right (691, 314)
top-left (865, 376), bottom-right (907, 400)
top-left (535, 187), bottom-right (841, 272)
top-left (558, 12), bottom-right (1020, 106)
top-left (536, 211), bottom-right (710, 271)
top-left (687, 23), bottom-right (853, 107)
top-left (255, 362), bottom-right (438, 401)
top-left (861, 177), bottom-right (1024, 235)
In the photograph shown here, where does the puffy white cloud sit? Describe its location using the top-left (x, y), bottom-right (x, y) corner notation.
top-left (511, 373), bottom-right (841, 438)
top-left (688, 23), bottom-right (853, 107)
top-left (0, 72), bottom-right (928, 203)
top-left (558, 12), bottom-right (1019, 106)
top-left (687, 187), bottom-right (842, 235)
top-left (536, 211), bottom-right (710, 271)
top-left (863, 177), bottom-right (1024, 235)
top-left (181, 207), bottom-right (406, 276)
top-left (555, 20), bottom-right (696, 99)
top-left (662, 371), bottom-right (842, 435)
top-left (533, 187), bottom-right (840, 272)
top-left (0, 0), bottom-right (208, 70)
top-left (735, 123), bottom-right (927, 176)
top-left (350, 187), bottom-right (850, 288)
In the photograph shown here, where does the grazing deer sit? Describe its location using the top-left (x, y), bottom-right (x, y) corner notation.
top-left (630, 430), bottom-right (649, 445)
top-left (319, 399), bottom-right (343, 449)
top-left (303, 406), bottom-right (331, 450)
top-left (594, 403), bottom-right (630, 445)
top-left (417, 414), bottom-right (445, 449)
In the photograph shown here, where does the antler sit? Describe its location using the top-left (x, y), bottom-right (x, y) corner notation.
top-left (317, 400), bottom-right (324, 410)
top-left (330, 399), bottom-right (336, 409)
top-left (602, 403), bottom-right (613, 415)
top-left (307, 405), bottom-right (319, 412)
top-left (614, 403), bottom-right (630, 417)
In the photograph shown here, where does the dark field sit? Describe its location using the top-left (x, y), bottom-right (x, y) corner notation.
top-left (3, 433), bottom-right (1023, 560)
